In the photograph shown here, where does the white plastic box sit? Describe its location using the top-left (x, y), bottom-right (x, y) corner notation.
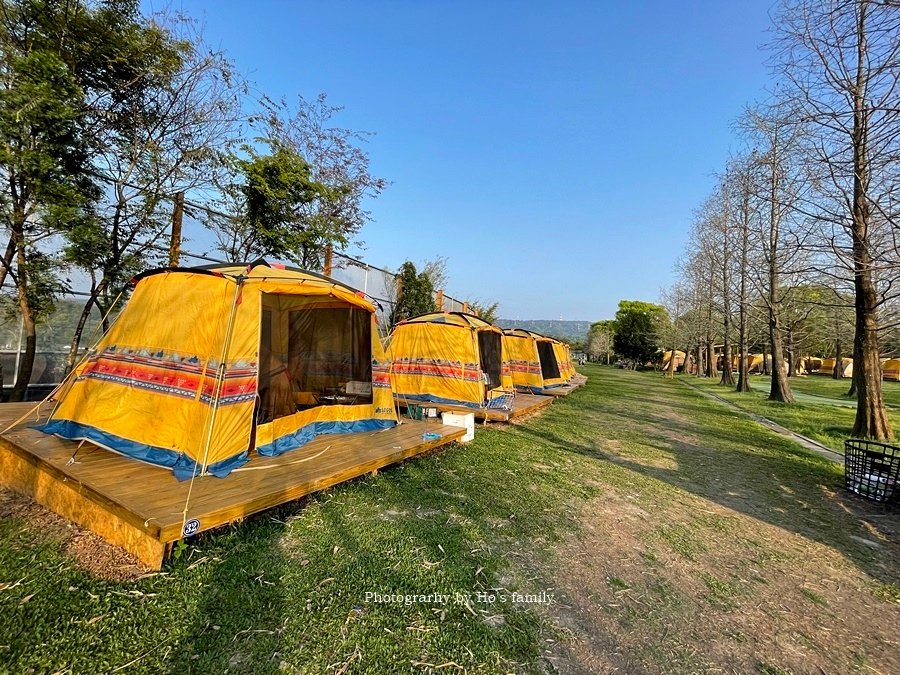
top-left (441, 411), bottom-right (475, 443)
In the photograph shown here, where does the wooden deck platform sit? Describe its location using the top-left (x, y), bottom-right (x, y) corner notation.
top-left (0, 403), bottom-right (464, 569)
top-left (394, 392), bottom-right (554, 423)
top-left (541, 375), bottom-right (588, 397)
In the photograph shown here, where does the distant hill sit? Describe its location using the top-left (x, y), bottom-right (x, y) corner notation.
top-left (497, 319), bottom-right (591, 342)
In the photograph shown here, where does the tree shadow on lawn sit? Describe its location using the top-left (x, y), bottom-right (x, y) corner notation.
top-left (512, 402), bottom-right (900, 590)
top-left (162, 444), bottom-right (556, 673)
top-left (162, 504), bottom-right (292, 674)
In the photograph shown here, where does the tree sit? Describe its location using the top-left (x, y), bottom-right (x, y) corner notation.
top-left (587, 320), bottom-right (615, 364)
top-left (659, 283), bottom-right (690, 379)
top-left (774, 0), bottom-right (898, 438)
top-left (467, 299), bottom-right (499, 324)
top-left (0, 0), bottom-right (159, 399)
top-left (390, 261), bottom-right (435, 326)
top-left (245, 93), bottom-right (387, 269)
top-left (740, 102), bottom-right (803, 403)
top-left (421, 255), bottom-right (450, 293)
top-left (612, 300), bottom-right (668, 368)
top-left (731, 154), bottom-right (757, 392)
top-left (214, 140), bottom-right (334, 263)
top-left (63, 15), bottom-right (244, 372)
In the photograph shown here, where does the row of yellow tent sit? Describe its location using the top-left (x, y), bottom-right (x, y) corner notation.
top-left (388, 314), bottom-right (575, 409)
top-left (662, 350), bottom-right (900, 380)
top-left (37, 263), bottom-right (577, 480)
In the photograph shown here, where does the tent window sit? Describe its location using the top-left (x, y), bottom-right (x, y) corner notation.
top-left (287, 306), bottom-right (372, 404)
top-left (257, 297), bottom-right (373, 424)
top-left (478, 331), bottom-right (502, 389)
top-left (537, 341), bottom-right (560, 379)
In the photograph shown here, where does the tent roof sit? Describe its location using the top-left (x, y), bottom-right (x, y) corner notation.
top-left (503, 328), bottom-right (557, 342)
top-left (132, 261), bottom-right (374, 312)
top-left (399, 312), bottom-right (498, 331)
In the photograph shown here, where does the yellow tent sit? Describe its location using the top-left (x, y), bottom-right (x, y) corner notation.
top-left (882, 359), bottom-right (900, 381)
top-left (555, 342), bottom-right (575, 381)
top-left (503, 329), bottom-right (569, 393)
top-left (38, 262), bottom-right (397, 480)
top-left (662, 350), bottom-right (685, 371)
top-left (388, 312), bottom-right (513, 409)
top-left (819, 357), bottom-right (853, 377)
top-left (747, 353), bottom-right (766, 373)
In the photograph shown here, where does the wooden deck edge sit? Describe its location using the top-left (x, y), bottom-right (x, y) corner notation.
top-left (507, 397), bottom-right (553, 419)
top-left (0, 434), bottom-right (163, 539)
top-left (158, 426), bottom-right (466, 541)
top-left (0, 438), bottom-right (166, 570)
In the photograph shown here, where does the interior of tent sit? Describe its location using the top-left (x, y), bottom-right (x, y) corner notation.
top-left (38, 263), bottom-right (397, 480)
top-left (389, 312), bottom-right (513, 408)
top-left (258, 293), bottom-right (374, 422)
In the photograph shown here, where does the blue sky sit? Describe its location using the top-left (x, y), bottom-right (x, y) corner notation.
top-left (159, 0), bottom-right (775, 320)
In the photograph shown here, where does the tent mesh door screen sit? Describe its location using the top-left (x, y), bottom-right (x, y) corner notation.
top-left (288, 305), bottom-right (372, 403)
top-left (537, 341), bottom-right (561, 379)
top-left (477, 331), bottom-right (502, 389)
top-left (257, 296), bottom-right (372, 423)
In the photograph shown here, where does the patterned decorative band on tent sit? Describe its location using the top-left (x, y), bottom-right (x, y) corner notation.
top-left (388, 312), bottom-right (514, 409)
top-left (78, 346), bottom-right (257, 406)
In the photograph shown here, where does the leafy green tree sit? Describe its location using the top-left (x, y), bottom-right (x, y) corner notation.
top-left (612, 300), bottom-right (668, 368)
top-left (390, 261), bottom-right (435, 326)
top-left (467, 299), bottom-right (499, 324)
top-left (0, 3), bottom-right (95, 399)
top-left (261, 93), bottom-right (388, 269)
top-left (63, 16), bottom-right (243, 372)
top-left (0, 0), bottom-right (195, 398)
top-left (214, 140), bottom-right (336, 263)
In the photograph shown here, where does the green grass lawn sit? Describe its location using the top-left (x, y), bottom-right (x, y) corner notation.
top-left (758, 373), bottom-right (900, 408)
top-left (1, 365), bottom-right (898, 673)
top-left (685, 372), bottom-right (900, 453)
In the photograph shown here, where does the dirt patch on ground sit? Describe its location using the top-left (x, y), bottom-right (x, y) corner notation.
top-left (0, 488), bottom-right (147, 581)
top-left (540, 482), bottom-right (900, 674)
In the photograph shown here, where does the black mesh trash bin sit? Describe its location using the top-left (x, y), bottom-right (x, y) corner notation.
top-left (844, 439), bottom-right (900, 504)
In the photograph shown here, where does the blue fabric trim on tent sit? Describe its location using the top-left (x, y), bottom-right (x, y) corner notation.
top-left (257, 418), bottom-right (396, 457)
top-left (35, 419), bottom-right (249, 481)
top-left (395, 392), bottom-right (485, 410)
top-left (515, 384), bottom-right (549, 395)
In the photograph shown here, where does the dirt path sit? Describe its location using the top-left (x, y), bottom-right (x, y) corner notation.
top-left (536, 369), bottom-right (900, 674)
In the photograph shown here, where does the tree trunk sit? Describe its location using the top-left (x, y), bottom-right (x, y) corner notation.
top-left (786, 327), bottom-right (795, 378)
top-left (833, 339), bottom-right (842, 379)
top-left (762, 344), bottom-right (770, 376)
top-left (847, 0), bottom-right (891, 440)
top-left (768, 306), bottom-right (794, 402)
top-left (66, 287), bottom-right (102, 375)
top-left (665, 345), bottom-right (676, 379)
top-left (720, 217), bottom-right (734, 386)
top-left (10, 238), bottom-right (35, 402)
top-left (766, 160), bottom-right (792, 402)
top-left (695, 342), bottom-right (703, 377)
top-left (0, 234), bottom-right (14, 291)
top-left (736, 186), bottom-right (751, 393)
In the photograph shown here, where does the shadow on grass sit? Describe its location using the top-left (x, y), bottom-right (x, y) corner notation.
top-left (159, 432), bottom-right (568, 671)
top-left (164, 506), bottom-right (292, 673)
